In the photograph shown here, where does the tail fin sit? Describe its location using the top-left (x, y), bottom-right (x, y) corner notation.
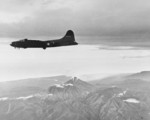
top-left (63, 30), bottom-right (75, 41)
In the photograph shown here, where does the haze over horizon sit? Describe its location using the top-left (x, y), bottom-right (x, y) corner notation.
top-left (0, 44), bottom-right (149, 82)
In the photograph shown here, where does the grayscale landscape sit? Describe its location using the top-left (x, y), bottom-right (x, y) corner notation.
top-left (0, 71), bottom-right (150, 120)
top-left (0, 0), bottom-right (150, 120)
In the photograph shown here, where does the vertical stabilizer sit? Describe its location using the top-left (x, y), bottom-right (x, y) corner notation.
top-left (63, 30), bottom-right (75, 42)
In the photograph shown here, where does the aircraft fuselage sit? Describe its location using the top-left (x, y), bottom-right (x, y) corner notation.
top-left (10, 30), bottom-right (78, 49)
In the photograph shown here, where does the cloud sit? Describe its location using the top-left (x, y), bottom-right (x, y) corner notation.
top-left (121, 51), bottom-right (150, 59)
top-left (122, 55), bottom-right (150, 59)
top-left (0, 8), bottom-right (73, 37)
top-left (0, 0), bottom-right (150, 47)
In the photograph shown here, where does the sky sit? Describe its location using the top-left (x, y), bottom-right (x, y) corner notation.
top-left (0, 0), bottom-right (150, 47)
top-left (0, 0), bottom-right (150, 81)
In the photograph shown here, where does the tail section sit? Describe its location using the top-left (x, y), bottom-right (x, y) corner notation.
top-left (63, 30), bottom-right (75, 42)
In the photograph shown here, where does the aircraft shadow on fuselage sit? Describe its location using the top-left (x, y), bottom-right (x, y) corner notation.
top-left (10, 30), bottom-right (78, 49)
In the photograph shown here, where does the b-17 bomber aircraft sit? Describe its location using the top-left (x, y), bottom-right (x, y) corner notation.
top-left (10, 30), bottom-right (78, 49)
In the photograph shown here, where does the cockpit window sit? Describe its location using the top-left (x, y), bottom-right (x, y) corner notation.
top-left (20, 38), bottom-right (28, 42)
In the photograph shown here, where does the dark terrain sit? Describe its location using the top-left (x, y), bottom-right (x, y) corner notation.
top-left (0, 71), bottom-right (150, 120)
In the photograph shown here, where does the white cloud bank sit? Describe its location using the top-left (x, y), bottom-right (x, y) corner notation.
top-left (0, 44), bottom-right (150, 81)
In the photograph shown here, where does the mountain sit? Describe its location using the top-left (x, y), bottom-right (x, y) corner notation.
top-left (86, 87), bottom-right (150, 120)
top-left (116, 78), bottom-right (150, 93)
top-left (126, 71), bottom-right (150, 81)
top-left (65, 77), bottom-right (94, 91)
top-left (0, 75), bottom-right (71, 97)
top-left (90, 71), bottom-right (150, 93)
top-left (0, 74), bottom-right (150, 120)
top-left (0, 94), bottom-right (98, 120)
top-left (90, 73), bottom-right (131, 85)
top-left (48, 77), bottom-right (94, 98)
top-left (0, 86), bottom-right (149, 120)
top-left (90, 71), bottom-right (150, 85)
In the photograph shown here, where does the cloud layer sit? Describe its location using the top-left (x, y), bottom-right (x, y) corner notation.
top-left (0, 0), bottom-right (150, 46)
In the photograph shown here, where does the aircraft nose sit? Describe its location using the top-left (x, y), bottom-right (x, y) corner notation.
top-left (10, 43), bottom-right (13, 46)
top-left (10, 42), bottom-right (15, 46)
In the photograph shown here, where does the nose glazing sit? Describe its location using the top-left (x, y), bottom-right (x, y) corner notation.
top-left (10, 42), bottom-right (15, 46)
